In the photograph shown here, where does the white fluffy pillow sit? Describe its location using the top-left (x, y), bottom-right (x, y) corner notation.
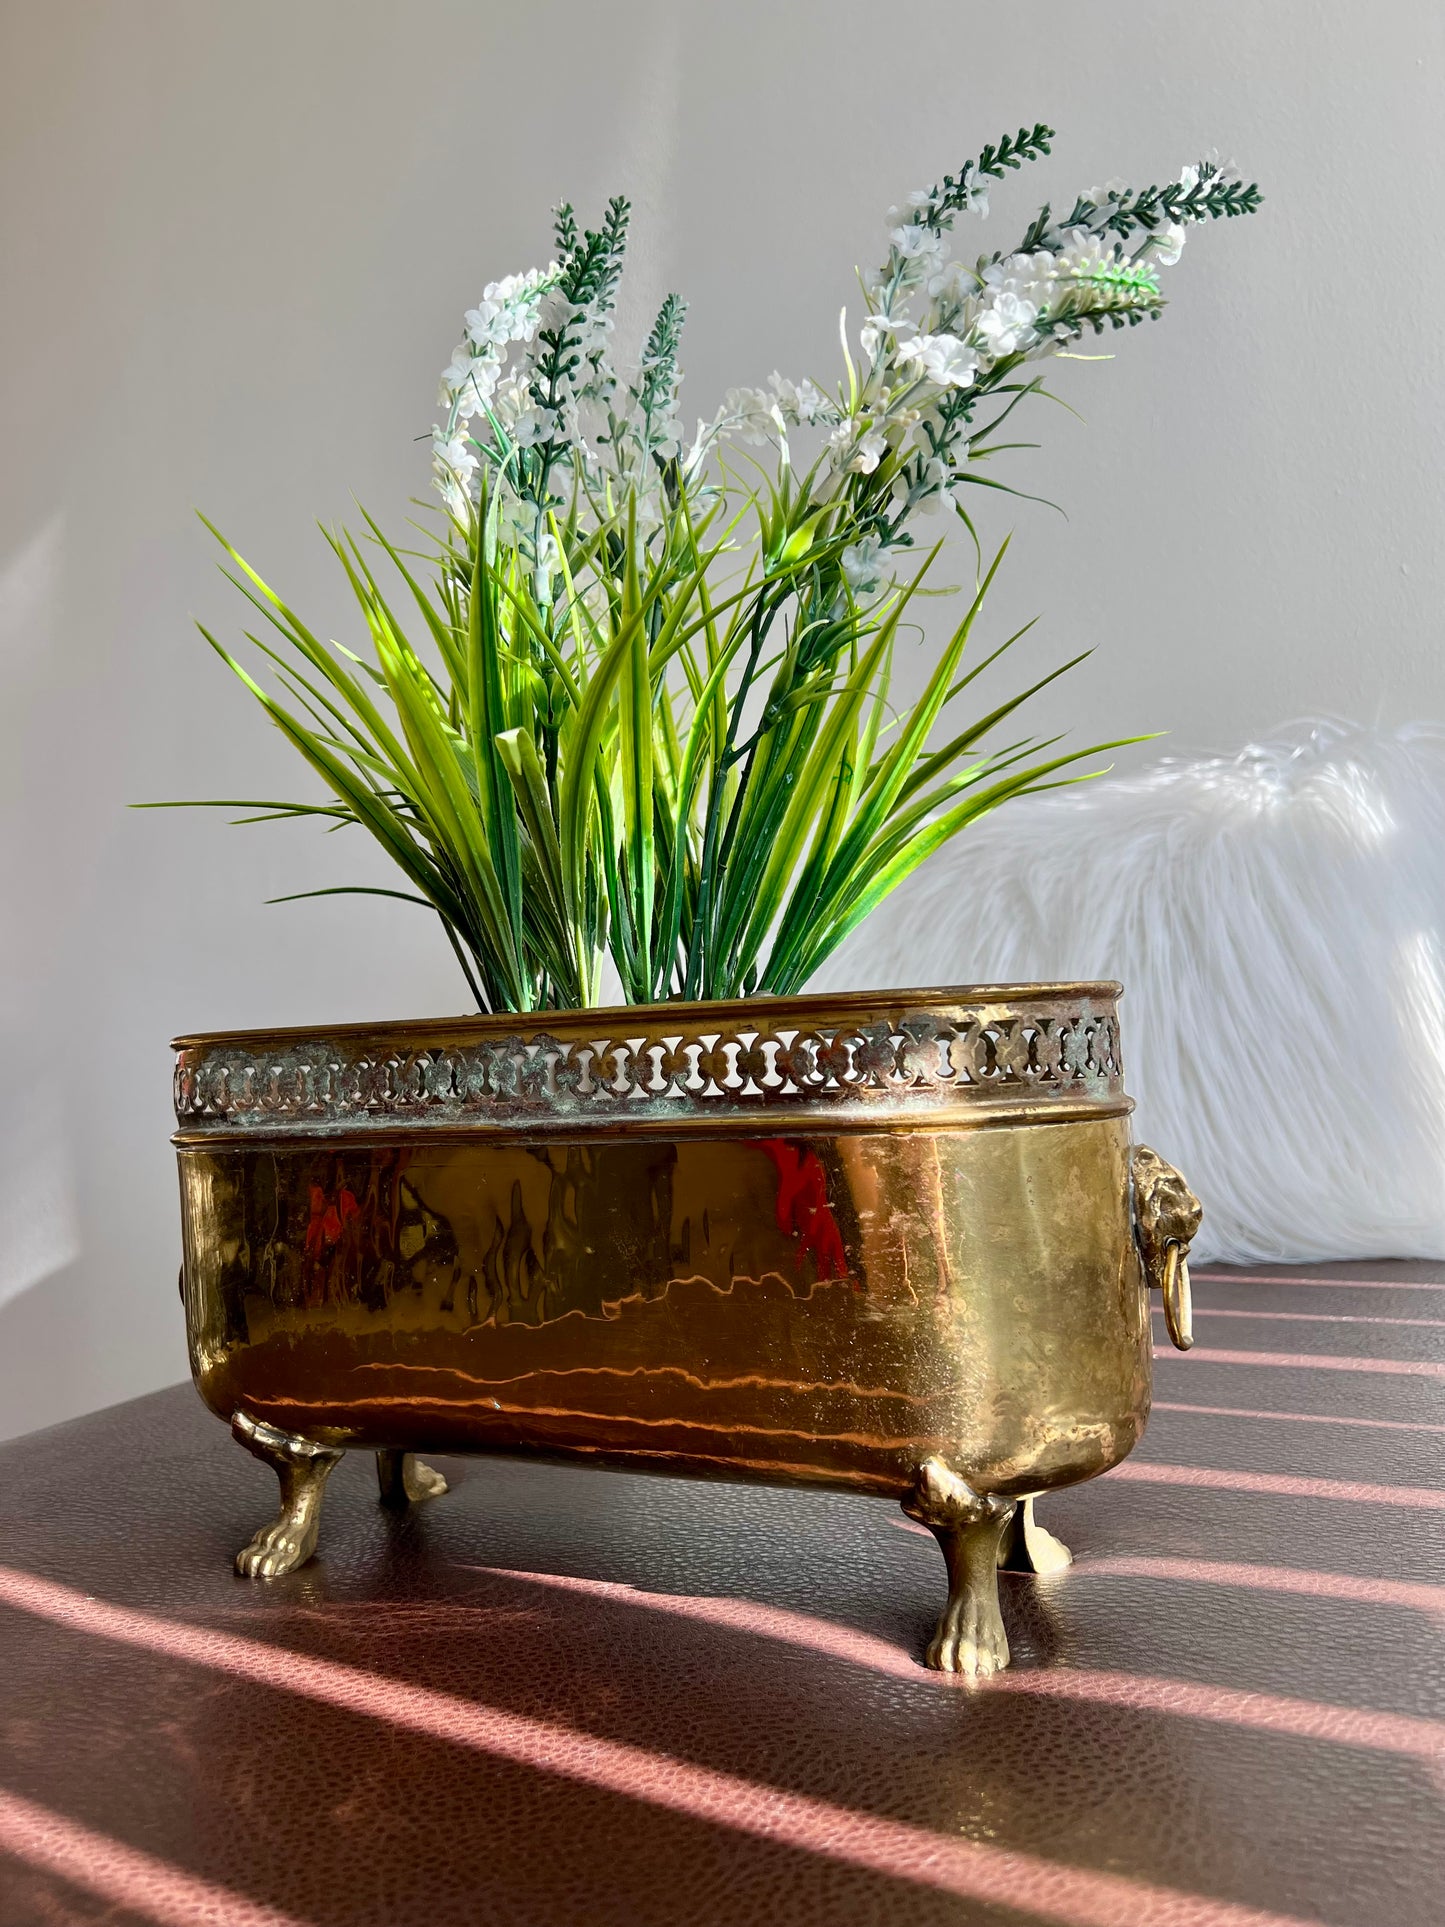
top-left (821, 720), bottom-right (1445, 1264)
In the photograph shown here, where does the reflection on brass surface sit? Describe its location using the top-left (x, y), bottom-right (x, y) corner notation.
top-left (175, 985), bottom-right (1201, 1675)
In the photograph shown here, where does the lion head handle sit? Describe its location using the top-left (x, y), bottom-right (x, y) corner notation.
top-left (1131, 1145), bottom-right (1202, 1351)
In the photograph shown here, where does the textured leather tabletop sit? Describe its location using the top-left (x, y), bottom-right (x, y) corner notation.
top-left (1, 1262), bottom-right (1442, 1927)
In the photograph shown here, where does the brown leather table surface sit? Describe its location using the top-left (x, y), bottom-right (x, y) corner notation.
top-left (1, 1262), bottom-right (1442, 1927)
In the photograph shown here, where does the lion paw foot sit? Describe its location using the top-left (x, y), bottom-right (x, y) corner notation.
top-left (1022, 1516), bottom-right (1072, 1575)
top-left (926, 1593), bottom-right (1010, 1678)
top-left (404, 1457), bottom-right (448, 1503)
top-left (1000, 1496), bottom-right (1073, 1575)
top-left (377, 1449), bottom-right (450, 1508)
top-left (236, 1516), bottom-right (318, 1579)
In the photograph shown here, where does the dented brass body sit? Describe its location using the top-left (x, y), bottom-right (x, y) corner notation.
top-left (174, 984), bottom-right (1199, 1675)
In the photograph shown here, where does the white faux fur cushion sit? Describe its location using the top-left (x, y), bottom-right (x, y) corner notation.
top-left (821, 720), bottom-right (1445, 1264)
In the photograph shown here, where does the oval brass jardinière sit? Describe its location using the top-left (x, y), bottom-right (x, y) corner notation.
top-left (173, 983), bottom-right (1200, 1675)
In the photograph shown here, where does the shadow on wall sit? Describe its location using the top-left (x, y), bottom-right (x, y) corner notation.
top-left (0, 1262), bottom-right (96, 1442)
top-left (0, 1025), bottom-right (84, 1439)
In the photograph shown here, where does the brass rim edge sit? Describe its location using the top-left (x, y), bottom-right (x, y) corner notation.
top-left (170, 981), bottom-right (1124, 1053)
top-left (173, 993), bottom-right (1127, 1137)
top-left (172, 1095), bottom-right (1134, 1150)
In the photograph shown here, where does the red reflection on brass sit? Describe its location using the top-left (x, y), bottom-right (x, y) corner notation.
top-left (759, 1139), bottom-right (848, 1281)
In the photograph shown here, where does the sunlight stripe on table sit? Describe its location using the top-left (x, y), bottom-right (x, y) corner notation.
top-left (1154, 1307), bottom-right (1445, 1330)
top-left (1192, 1272), bottom-right (1445, 1292)
top-left (0, 1786), bottom-right (311, 1927)
top-left (0, 1566), bottom-right (1322, 1927)
top-left (1153, 1399), bottom-right (1445, 1437)
top-left (484, 1562), bottom-right (1445, 1717)
top-left (1112, 1461), bottom-right (1445, 1509)
top-left (1153, 1346), bottom-right (1445, 1379)
top-left (1075, 1554), bottom-right (1445, 1618)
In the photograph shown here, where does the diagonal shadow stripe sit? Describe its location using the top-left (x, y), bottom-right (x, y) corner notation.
top-left (0, 1566), bottom-right (1330, 1927)
top-left (1192, 1274), bottom-right (1445, 1292)
top-left (0, 1785), bottom-right (311, 1927)
top-left (1112, 1462), bottom-right (1445, 1509)
top-left (1153, 1347), bottom-right (1445, 1378)
top-left (473, 1562), bottom-right (1445, 1762)
top-left (1075, 1555), bottom-right (1445, 1617)
top-left (1152, 1400), bottom-right (1445, 1437)
top-left (1154, 1308), bottom-right (1445, 1329)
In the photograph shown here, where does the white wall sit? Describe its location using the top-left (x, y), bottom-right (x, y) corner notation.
top-left (2, 0), bottom-right (1441, 1438)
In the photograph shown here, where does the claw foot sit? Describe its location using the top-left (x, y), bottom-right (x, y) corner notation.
top-left (231, 1411), bottom-right (343, 1580)
top-left (377, 1449), bottom-right (449, 1509)
top-left (999, 1495), bottom-right (1073, 1575)
top-left (904, 1456), bottom-right (1017, 1678)
top-left (236, 1514), bottom-right (322, 1579)
top-left (926, 1578), bottom-right (1011, 1677)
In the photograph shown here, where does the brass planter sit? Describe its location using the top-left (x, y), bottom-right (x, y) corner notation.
top-left (174, 984), bottom-right (1199, 1677)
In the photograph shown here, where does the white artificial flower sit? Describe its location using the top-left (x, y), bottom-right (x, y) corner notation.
top-left (974, 289), bottom-right (1040, 359)
top-left (831, 424), bottom-right (887, 474)
top-left (439, 346), bottom-right (501, 418)
top-left (461, 267), bottom-right (554, 363)
top-left (841, 533), bottom-right (887, 593)
top-left (1145, 221), bottom-right (1187, 268)
top-left (652, 417), bottom-right (684, 461)
top-left (821, 421), bottom-right (851, 474)
top-left (439, 345), bottom-right (475, 394)
top-left (536, 288), bottom-right (579, 337)
top-left (1198, 149), bottom-right (1239, 187)
top-left (466, 299), bottom-right (512, 350)
top-left (885, 219), bottom-right (948, 294)
top-left (767, 372), bottom-right (835, 426)
top-left (725, 386), bottom-right (785, 445)
top-left (1051, 231), bottom-right (1127, 288)
top-left (1053, 229), bottom-right (1163, 303)
top-left (490, 372), bottom-right (532, 419)
top-left (887, 219), bottom-right (938, 260)
top-left (892, 332), bottom-right (979, 390)
top-left (431, 427), bottom-right (478, 510)
top-left (926, 257), bottom-right (979, 306)
top-left (508, 403), bottom-right (564, 449)
top-left (859, 313), bottom-right (906, 361)
top-left (897, 177), bottom-right (988, 227)
top-left (892, 455), bottom-right (951, 513)
top-left (432, 426), bottom-right (476, 475)
top-left (970, 254), bottom-right (1055, 357)
top-left (681, 415), bottom-right (719, 478)
top-left (855, 427), bottom-right (888, 472)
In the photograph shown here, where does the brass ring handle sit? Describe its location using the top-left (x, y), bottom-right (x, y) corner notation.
top-left (1130, 1145), bottom-right (1202, 1355)
top-left (1160, 1240), bottom-right (1193, 1351)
